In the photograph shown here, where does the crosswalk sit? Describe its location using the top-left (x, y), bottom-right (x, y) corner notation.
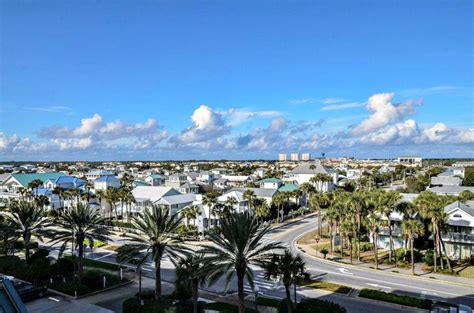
top-left (260, 237), bottom-right (290, 250)
top-left (243, 272), bottom-right (280, 294)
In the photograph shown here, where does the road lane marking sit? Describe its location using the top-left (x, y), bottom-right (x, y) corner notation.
top-left (48, 297), bottom-right (60, 302)
top-left (95, 252), bottom-right (114, 260)
top-left (338, 268), bottom-right (353, 275)
top-left (366, 283), bottom-right (392, 290)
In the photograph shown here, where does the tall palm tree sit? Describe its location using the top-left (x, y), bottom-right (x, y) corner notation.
top-left (378, 190), bottom-right (402, 263)
top-left (52, 203), bottom-right (111, 278)
top-left (175, 254), bottom-right (207, 313)
top-left (310, 192), bottom-right (330, 237)
top-left (365, 211), bottom-right (383, 269)
top-left (202, 193), bottom-right (218, 228)
top-left (243, 189), bottom-right (257, 213)
top-left (117, 205), bottom-right (190, 299)
top-left (1, 201), bottom-right (49, 262)
top-left (299, 182), bottom-right (315, 209)
top-left (309, 174), bottom-right (332, 192)
top-left (27, 179), bottom-right (43, 196)
top-left (272, 192), bottom-right (286, 224)
top-left (181, 205), bottom-right (200, 226)
top-left (225, 196), bottom-right (238, 212)
top-left (199, 213), bottom-right (282, 313)
top-left (262, 250), bottom-right (306, 313)
top-left (402, 220), bottom-right (424, 275)
top-left (53, 186), bottom-right (65, 208)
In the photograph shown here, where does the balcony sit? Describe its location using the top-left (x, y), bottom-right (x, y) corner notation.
top-left (442, 232), bottom-right (474, 243)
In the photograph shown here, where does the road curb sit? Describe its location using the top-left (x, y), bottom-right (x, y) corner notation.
top-left (291, 226), bottom-right (474, 289)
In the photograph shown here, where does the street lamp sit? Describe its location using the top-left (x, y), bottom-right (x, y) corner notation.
top-left (315, 236), bottom-right (320, 256)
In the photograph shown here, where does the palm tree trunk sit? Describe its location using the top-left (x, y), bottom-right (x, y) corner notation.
top-left (155, 259), bottom-right (162, 299)
top-left (388, 221), bottom-right (393, 262)
top-left (357, 216), bottom-right (361, 262)
top-left (438, 231), bottom-right (452, 272)
top-left (293, 282), bottom-right (297, 306)
top-left (192, 281), bottom-right (199, 313)
top-left (329, 223), bottom-right (334, 256)
top-left (318, 208), bottom-right (322, 237)
top-left (285, 284), bottom-right (293, 313)
top-left (23, 233), bottom-right (30, 263)
top-left (432, 222), bottom-right (438, 272)
top-left (349, 237), bottom-right (353, 264)
top-left (373, 231), bottom-right (378, 269)
top-left (78, 236), bottom-right (84, 278)
top-left (411, 238), bottom-right (415, 275)
top-left (237, 271), bottom-right (245, 313)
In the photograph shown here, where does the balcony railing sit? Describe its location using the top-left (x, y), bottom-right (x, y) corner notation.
top-left (442, 232), bottom-right (474, 243)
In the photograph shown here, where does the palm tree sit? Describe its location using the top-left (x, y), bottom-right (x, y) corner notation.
top-left (34, 195), bottom-right (50, 210)
top-left (202, 193), bottom-right (218, 228)
top-left (310, 192), bottom-right (329, 237)
top-left (1, 201), bottom-right (49, 262)
top-left (402, 220), bottom-right (424, 275)
top-left (0, 216), bottom-right (17, 256)
top-left (272, 192), bottom-right (286, 224)
top-left (299, 182), bottom-right (315, 209)
top-left (27, 179), bottom-right (43, 196)
top-left (52, 203), bottom-right (111, 278)
top-left (378, 190), bottom-right (402, 263)
top-left (225, 196), bottom-right (238, 212)
top-left (309, 174), bottom-right (332, 192)
top-left (262, 250), bottom-right (306, 313)
top-left (175, 254), bottom-right (207, 313)
top-left (243, 189), bottom-right (257, 213)
top-left (53, 186), bottom-right (65, 208)
top-left (117, 205), bottom-right (190, 299)
top-left (255, 200), bottom-right (270, 223)
top-left (365, 211), bottom-right (383, 269)
top-left (199, 213), bottom-right (283, 313)
top-left (181, 205), bottom-right (200, 226)
top-left (104, 187), bottom-right (119, 223)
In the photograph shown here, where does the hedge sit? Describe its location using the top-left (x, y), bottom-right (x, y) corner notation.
top-left (123, 296), bottom-right (205, 313)
top-left (64, 255), bottom-right (123, 271)
top-left (359, 289), bottom-right (432, 309)
top-left (278, 298), bottom-right (346, 313)
top-left (204, 302), bottom-right (258, 313)
top-left (256, 296), bottom-right (281, 307)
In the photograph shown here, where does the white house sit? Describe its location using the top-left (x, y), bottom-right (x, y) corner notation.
top-left (286, 162), bottom-right (338, 191)
top-left (258, 178), bottom-right (283, 190)
top-left (85, 170), bottom-right (115, 181)
top-left (442, 200), bottom-right (474, 260)
top-left (144, 174), bottom-right (162, 186)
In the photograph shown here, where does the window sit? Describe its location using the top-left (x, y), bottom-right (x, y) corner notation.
top-left (453, 214), bottom-right (462, 218)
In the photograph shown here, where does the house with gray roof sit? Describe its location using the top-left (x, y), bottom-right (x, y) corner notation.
top-left (285, 161), bottom-right (338, 191)
top-left (442, 200), bottom-right (474, 260)
top-left (428, 185), bottom-right (474, 196)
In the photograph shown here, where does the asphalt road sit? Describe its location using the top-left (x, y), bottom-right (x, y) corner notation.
top-left (50, 215), bottom-right (474, 312)
top-left (274, 215), bottom-right (474, 307)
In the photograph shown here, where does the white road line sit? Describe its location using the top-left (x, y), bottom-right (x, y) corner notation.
top-left (95, 252), bottom-right (114, 260)
top-left (366, 283), bottom-right (392, 290)
top-left (48, 297), bottom-right (60, 302)
top-left (307, 267), bottom-right (472, 299)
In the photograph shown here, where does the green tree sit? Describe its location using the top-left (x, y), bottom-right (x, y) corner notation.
top-left (117, 205), bottom-right (190, 299)
top-left (175, 254), bottom-right (207, 313)
top-left (402, 220), bottom-right (424, 275)
top-left (199, 213), bottom-right (282, 313)
top-left (52, 203), bottom-right (111, 278)
top-left (263, 249), bottom-right (306, 313)
top-left (181, 205), bottom-right (200, 226)
top-left (1, 201), bottom-right (49, 262)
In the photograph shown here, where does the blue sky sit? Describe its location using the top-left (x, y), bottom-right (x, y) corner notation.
top-left (0, 0), bottom-right (472, 160)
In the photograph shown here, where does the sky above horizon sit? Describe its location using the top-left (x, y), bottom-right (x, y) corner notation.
top-left (0, 0), bottom-right (473, 161)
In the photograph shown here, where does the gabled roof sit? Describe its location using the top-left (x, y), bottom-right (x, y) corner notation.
top-left (278, 184), bottom-right (298, 192)
top-left (428, 185), bottom-right (474, 195)
top-left (230, 187), bottom-right (278, 198)
top-left (133, 180), bottom-right (151, 187)
top-left (157, 193), bottom-right (197, 206)
top-left (258, 178), bottom-right (282, 183)
top-left (10, 172), bottom-right (64, 187)
top-left (95, 176), bottom-right (120, 183)
top-left (444, 200), bottom-right (474, 218)
top-left (147, 174), bottom-right (162, 179)
top-left (289, 163), bottom-right (336, 175)
top-left (47, 176), bottom-right (86, 186)
top-left (132, 186), bottom-right (181, 203)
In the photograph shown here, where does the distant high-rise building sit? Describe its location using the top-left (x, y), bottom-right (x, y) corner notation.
top-left (278, 153), bottom-right (287, 161)
top-left (291, 153), bottom-right (299, 161)
top-left (301, 153), bottom-right (311, 161)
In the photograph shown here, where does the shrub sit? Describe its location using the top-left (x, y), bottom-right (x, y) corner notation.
top-left (320, 248), bottom-right (328, 259)
top-left (51, 258), bottom-right (75, 277)
top-left (257, 296), bottom-right (280, 307)
top-left (0, 255), bottom-right (23, 272)
top-left (359, 289), bottom-right (432, 309)
top-left (277, 298), bottom-right (292, 313)
top-left (295, 298), bottom-right (346, 313)
top-left (423, 249), bottom-right (438, 266)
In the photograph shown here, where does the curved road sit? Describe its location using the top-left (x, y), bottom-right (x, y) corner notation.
top-left (270, 215), bottom-right (474, 307)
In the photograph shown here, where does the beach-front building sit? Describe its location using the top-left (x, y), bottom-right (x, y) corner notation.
top-left (442, 200), bottom-right (474, 261)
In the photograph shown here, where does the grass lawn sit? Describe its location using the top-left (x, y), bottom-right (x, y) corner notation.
top-left (83, 239), bottom-right (107, 248)
top-left (301, 280), bottom-right (352, 294)
top-left (455, 264), bottom-right (474, 278)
